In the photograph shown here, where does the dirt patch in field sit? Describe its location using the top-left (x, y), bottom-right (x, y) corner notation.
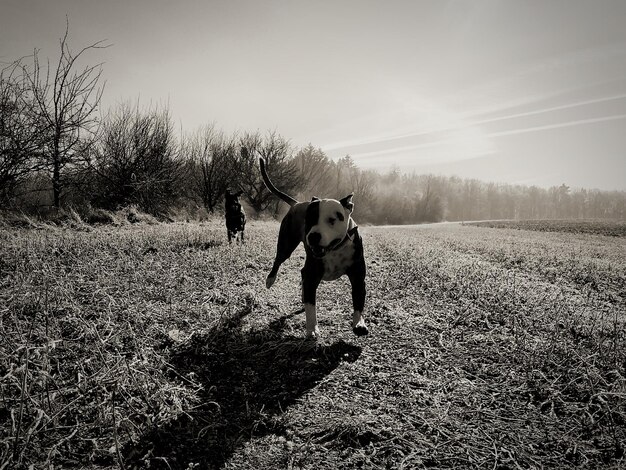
top-left (468, 219), bottom-right (626, 237)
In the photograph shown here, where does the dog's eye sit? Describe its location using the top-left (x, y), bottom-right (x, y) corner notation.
top-left (328, 218), bottom-right (335, 225)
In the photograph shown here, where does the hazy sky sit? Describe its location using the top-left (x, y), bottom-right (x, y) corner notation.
top-left (2, 0), bottom-right (626, 190)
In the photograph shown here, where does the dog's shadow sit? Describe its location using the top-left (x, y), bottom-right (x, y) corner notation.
top-left (123, 303), bottom-right (361, 469)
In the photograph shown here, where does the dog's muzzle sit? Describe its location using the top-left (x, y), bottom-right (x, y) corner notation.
top-left (309, 245), bottom-right (327, 258)
top-left (307, 236), bottom-right (344, 258)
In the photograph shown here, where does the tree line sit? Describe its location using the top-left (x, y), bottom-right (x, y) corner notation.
top-left (2, 31), bottom-right (625, 224)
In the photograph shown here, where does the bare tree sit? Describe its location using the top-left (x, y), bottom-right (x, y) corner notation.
top-left (334, 155), bottom-right (357, 196)
top-left (90, 101), bottom-right (185, 214)
top-left (238, 130), bottom-right (302, 214)
top-left (23, 21), bottom-right (107, 208)
top-left (292, 144), bottom-right (335, 197)
top-left (349, 168), bottom-right (377, 219)
top-left (0, 60), bottom-right (43, 203)
top-left (185, 125), bottom-right (237, 213)
top-left (416, 175), bottom-right (443, 223)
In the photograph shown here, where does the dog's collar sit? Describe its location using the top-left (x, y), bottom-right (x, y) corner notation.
top-left (329, 225), bottom-right (359, 251)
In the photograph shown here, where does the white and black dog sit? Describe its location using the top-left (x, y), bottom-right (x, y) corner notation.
top-left (260, 158), bottom-right (367, 338)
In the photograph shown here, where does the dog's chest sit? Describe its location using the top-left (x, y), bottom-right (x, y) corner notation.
top-left (321, 240), bottom-right (355, 281)
top-left (226, 210), bottom-right (245, 228)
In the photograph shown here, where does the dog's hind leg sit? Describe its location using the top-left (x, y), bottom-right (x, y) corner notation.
top-left (266, 237), bottom-right (299, 287)
top-left (266, 221), bottom-right (300, 288)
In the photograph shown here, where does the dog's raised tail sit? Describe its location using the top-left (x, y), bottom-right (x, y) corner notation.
top-left (259, 157), bottom-right (298, 207)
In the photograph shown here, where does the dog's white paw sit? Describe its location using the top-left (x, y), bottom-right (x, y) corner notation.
top-left (306, 326), bottom-right (320, 339)
top-left (352, 317), bottom-right (369, 336)
top-left (305, 303), bottom-right (318, 339)
top-left (353, 324), bottom-right (368, 336)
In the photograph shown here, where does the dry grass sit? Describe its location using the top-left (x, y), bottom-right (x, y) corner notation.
top-left (1, 220), bottom-right (624, 469)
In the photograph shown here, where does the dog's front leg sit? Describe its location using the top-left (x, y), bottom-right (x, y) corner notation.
top-left (348, 269), bottom-right (368, 336)
top-left (301, 267), bottom-right (322, 338)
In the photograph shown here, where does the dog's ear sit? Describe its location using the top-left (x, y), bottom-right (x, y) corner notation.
top-left (339, 193), bottom-right (354, 213)
top-left (311, 196), bottom-right (320, 202)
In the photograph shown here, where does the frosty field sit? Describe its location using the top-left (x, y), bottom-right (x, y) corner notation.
top-left (1, 220), bottom-right (624, 469)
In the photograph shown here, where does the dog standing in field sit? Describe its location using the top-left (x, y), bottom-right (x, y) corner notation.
top-left (260, 158), bottom-right (368, 338)
top-left (225, 189), bottom-right (246, 244)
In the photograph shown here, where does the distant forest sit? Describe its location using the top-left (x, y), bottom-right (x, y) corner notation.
top-left (2, 35), bottom-right (625, 224)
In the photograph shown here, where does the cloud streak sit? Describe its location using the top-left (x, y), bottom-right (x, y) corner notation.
top-left (323, 93), bottom-right (626, 154)
top-left (487, 113), bottom-right (626, 138)
top-left (349, 112), bottom-right (626, 163)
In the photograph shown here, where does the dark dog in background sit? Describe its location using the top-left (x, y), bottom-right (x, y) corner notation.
top-left (225, 190), bottom-right (246, 243)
